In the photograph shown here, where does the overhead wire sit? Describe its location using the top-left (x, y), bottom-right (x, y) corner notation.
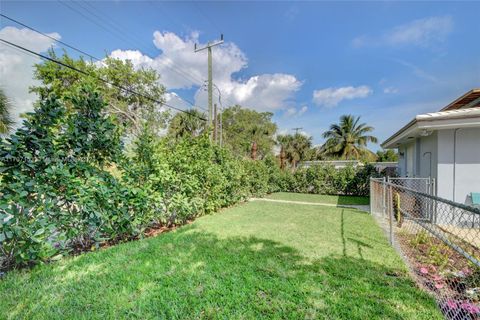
top-left (0, 38), bottom-right (207, 121)
top-left (59, 0), bottom-right (208, 88)
top-left (0, 14), bottom-right (101, 62)
top-left (0, 13), bottom-right (207, 115)
top-left (62, 0), bottom-right (235, 111)
top-left (68, 0), bottom-right (233, 109)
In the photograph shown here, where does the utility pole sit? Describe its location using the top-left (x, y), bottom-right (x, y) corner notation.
top-left (219, 107), bottom-right (223, 147)
top-left (292, 127), bottom-right (303, 135)
top-left (213, 103), bottom-right (218, 143)
top-left (195, 34), bottom-right (224, 132)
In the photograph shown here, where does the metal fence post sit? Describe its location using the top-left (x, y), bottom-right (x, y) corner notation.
top-left (369, 178), bottom-right (373, 214)
top-left (382, 177), bottom-right (386, 217)
top-left (387, 184), bottom-right (393, 245)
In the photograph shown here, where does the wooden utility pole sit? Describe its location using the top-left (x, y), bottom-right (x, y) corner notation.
top-left (292, 127), bottom-right (303, 135)
top-left (194, 35), bottom-right (224, 134)
top-left (213, 103), bottom-right (218, 143)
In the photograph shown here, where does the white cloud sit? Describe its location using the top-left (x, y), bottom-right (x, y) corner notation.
top-left (164, 92), bottom-right (194, 112)
top-left (312, 86), bottom-right (372, 107)
top-left (284, 105), bottom-right (307, 117)
top-left (396, 59), bottom-right (440, 83)
top-left (298, 105), bottom-right (308, 116)
top-left (285, 108), bottom-right (296, 117)
top-left (383, 87), bottom-right (398, 94)
top-left (0, 27), bottom-right (59, 126)
top-left (109, 31), bottom-right (301, 111)
top-left (353, 16), bottom-right (453, 48)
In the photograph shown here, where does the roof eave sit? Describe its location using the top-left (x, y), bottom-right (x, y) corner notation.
top-left (381, 119), bottom-right (417, 149)
top-left (381, 116), bottom-right (480, 149)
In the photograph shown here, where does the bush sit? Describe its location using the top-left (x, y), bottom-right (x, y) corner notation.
top-left (0, 89), bottom-right (274, 271)
top-left (0, 87), bottom-right (382, 271)
top-left (0, 88), bottom-right (140, 269)
top-left (277, 164), bottom-right (381, 196)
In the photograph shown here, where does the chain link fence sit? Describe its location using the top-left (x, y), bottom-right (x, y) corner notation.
top-left (371, 177), bottom-right (480, 320)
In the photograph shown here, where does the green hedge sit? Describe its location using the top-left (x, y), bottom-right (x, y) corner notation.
top-left (0, 88), bottom-right (381, 271)
top-left (0, 90), bottom-right (272, 271)
top-left (281, 164), bottom-right (380, 196)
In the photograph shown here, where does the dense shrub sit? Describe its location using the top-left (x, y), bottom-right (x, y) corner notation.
top-left (125, 133), bottom-right (249, 226)
top-left (0, 89), bottom-right (276, 270)
top-left (280, 164), bottom-right (381, 196)
top-left (0, 88), bottom-right (142, 269)
top-left (0, 88), bottom-right (382, 271)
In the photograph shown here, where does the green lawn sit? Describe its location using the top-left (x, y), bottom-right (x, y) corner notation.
top-left (0, 194), bottom-right (440, 319)
top-left (266, 192), bottom-right (370, 205)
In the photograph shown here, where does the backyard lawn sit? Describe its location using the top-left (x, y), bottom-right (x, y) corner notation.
top-left (0, 193), bottom-right (441, 319)
top-left (265, 192), bottom-right (370, 205)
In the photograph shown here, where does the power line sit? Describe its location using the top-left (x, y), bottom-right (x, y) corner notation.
top-left (0, 14), bottom-right (101, 62)
top-left (192, 1), bottom-right (223, 35)
top-left (0, 38), bottom-right (206, 121)
top-left (0, 13), bottom-right (207, 116)
top-left (58, 0), bottom-right (208, 88)
top-left (168, 91), bottom-right (208, 112)
top-left (2, 11), bottom-right (225, 116)
top-left (3, 11), bottom-right (234, 112)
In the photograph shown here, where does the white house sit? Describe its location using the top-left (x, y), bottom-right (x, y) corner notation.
top-left (382, 89), bottom-right (480, 205)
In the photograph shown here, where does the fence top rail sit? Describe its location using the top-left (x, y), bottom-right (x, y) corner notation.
top-left (388, 177), bottom-right (431, 180)
top-left (383, 181), bottom-right (480, 215)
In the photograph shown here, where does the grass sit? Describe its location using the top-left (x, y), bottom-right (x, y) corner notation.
top-left (265, 192), bottom-right (370, 205)
top-left (0, 195), bottom-right (441, 319)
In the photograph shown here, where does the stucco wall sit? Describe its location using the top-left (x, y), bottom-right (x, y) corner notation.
top-left (437, 128), bottom-right (480, 204)
top-left (398, 140), bottom-right (421, 178)
top-left (398, 145), bottom-right (406, 176)
top-left (417, 132), bottom-right (438, 180)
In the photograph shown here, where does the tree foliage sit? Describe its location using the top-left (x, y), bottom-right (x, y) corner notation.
top-left (0, 55), bottom-right (387, 272)
top-left (0, 88), bottom-right (14, 135)
top-left (276, 133), bottom-right (313, 169)
top-left (321, 115), bottom-right (378, 160)
top-left (221, 105), bottom-right (277, 158)
top-left (376, 149), bottom-right (399, 162)
top-left (167, 109), bottom-right (207, 139)
top-left (31, 51), bottom-right (168, 137)
top-left (0, 87), bottom-right (130, 269)
top-left (0, 88), bottom-right (280, 270)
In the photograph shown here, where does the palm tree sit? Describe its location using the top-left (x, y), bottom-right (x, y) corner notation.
top-left (277, 133), bottom-right (312, 169)
top-left (167, 109), bottom-right (206, 139)
top-left (0, 89), bottom-right (14, 135)
top-left (321, 115), bottom-right (377, 160)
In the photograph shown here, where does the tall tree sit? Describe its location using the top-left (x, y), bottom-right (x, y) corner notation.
top-left (221, 105), bottom-right (277, 158)
top-left (376, 149), bottom-right (399, 162)
top-left (277, 133), bottom-right (312, 169)
top-left (321, 114), bottom-right (377, 160)
top-left (31, 51), bottom-right (168, 137)
top-left (0, 88), bottom-right (14, 135)
top-left (167, 109), bottom-right (207, 139)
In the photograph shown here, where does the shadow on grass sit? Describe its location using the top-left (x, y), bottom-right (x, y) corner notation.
top-left (336, 195), bottom-right (370, 206)
top-left (1, 226), bottom-right (440, 319)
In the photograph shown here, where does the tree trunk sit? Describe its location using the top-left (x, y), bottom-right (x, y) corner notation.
top-left (251, 141), bottom-right (257, 160)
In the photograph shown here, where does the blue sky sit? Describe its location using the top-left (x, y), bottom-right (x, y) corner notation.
top-left (1, 1), bottom-right (479, 150)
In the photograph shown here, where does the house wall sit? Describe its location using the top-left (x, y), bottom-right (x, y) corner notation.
top-left (398, 145), bottom-right (406, 176)
top-left (437, 128), bottom-right (480, 204)
top-left (406, 142), bottom-right (415, 177)
top-left (417, 132), bottom-right (438, 180)
top-left (397, 141), bottom-right (416, 177)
